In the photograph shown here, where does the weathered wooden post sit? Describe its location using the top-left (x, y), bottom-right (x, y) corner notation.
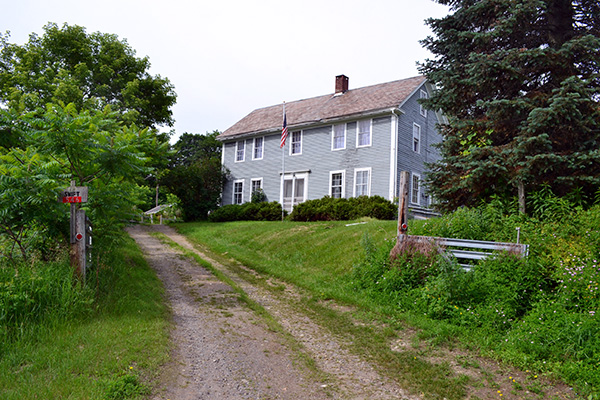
top-left (397, 171), bottom-right (410, 239)
top-left (390, 171), bottom-right (410, 261)
top-left (72, 209), bottom-right (87, 280)
top-left (390, 171), bottom-right (409, 260)
top-left (60, 181), bottom-right (89, 282)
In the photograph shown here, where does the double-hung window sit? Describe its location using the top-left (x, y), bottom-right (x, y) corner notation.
top-left (357, 120), bottom-right (371, 147)
top-left (332, 124), bottom-right (346, 150)
top-left (330, 171), bottom-right (345, 198)
top-left (253, 137), bottom-right (264, 160)
top-left (420, 89), bottom-right (428, 117)
top-left (354, 168), bottom-right (371, 197)
top-left (291, 131), bottom-right (302, 155)
top-left (250, 178), bottom-right (263, 201)
top-left (233, 180), bottom-right (244, 204)
top-left (413, 123), bottom-right (421, 153)
top-left (251, 178), bottom-right (262, 194)
top-left (411, 174), bottom-right (421, 205)
top-left (235, 140), bottom-right (245, 162)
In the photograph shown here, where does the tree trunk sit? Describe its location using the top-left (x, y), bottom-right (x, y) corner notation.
top-left (156, 183), bottom-right (159, 208)
top-left (518, 180), bottom-right (526, 214)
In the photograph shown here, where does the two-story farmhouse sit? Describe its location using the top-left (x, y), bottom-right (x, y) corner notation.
top-left (217, 75), bottom-right (443, 213)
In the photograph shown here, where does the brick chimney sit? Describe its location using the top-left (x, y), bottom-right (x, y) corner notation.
top-left (335, 75), bottom-right (349, 94)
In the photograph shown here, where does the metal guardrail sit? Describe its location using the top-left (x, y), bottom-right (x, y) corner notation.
top-left (400, 235), bottom-right (529, 270)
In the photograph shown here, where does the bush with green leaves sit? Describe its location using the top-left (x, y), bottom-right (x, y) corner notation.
top-left (208, 202), bottom-right (285, 222)
top-left (352, 193), bottom-right (600, 394)
top-left (290, 195), bottom-right (396, 221)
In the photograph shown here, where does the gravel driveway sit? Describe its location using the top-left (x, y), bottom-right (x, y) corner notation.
top-left (127, 224), bottom-right (416, 400)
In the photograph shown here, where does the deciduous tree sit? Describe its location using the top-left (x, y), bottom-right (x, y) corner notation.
top-left (0, 23), bottom-right (176, 129)
top-left (162, 132), bottom-right (228, 221)
top-left (0, 103), bottom-right (168, 260)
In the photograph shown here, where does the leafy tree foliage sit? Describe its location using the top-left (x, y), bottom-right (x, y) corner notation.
top-left (0, 137), bottom-right (64, 260)
top-left (0, 23), bottom-right (177, 260)
top-left (419, 0), bottom-right (600, 212)
top-left (172, 131), bottom-right (222, 166)
top-left (0, 23), bottom-right (176, 129)
top-left (0, 104), bottom-right (167, 260)
top-left (162, 132), bottom-right (228, 221)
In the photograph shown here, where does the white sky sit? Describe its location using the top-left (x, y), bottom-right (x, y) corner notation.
top-left (1, 0), bottom-right (449, 142)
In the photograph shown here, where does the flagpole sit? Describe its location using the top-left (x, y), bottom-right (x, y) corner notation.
top-left (281, 101), bottom-right (286, 222)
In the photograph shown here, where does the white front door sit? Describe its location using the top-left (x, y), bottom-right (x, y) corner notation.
top-left (281, 173), bottom-right (308, 212)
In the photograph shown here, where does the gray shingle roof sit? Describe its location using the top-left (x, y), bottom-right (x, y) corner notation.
top-left (218, 75), bottom-right (426, 140)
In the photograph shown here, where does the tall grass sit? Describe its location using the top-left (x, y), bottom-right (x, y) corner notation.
top-left (0, 258), bottom-right (93, 350)
top-left (0, 233), bottom-right (169, 399)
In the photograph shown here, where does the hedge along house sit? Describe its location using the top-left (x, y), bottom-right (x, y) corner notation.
top-left (217, 75), bottom-right (444, 214)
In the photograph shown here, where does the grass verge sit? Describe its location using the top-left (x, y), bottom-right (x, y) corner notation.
top-left (0, 234), bottom-right (170, 400)
top-left (174, 218), bottom-right (589, 399)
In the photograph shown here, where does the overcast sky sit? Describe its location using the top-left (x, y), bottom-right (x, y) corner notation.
top-left (1, 0), bottom-right (450, 141)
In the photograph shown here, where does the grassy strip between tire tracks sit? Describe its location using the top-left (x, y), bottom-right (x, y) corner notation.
top-left (149, 230), bottom-right (335, 390)
top-left (170, 220), bottom-right (470, 400)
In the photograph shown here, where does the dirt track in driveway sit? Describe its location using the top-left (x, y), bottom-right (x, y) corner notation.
top-left (128, 224), bottom-right (578, 400)
top-left (127, 224), bottom-right (417, 400)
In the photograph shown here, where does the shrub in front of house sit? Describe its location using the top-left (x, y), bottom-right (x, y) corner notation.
top-left (208, 202), bottom-right (286, 222)
top-left (289, 195), bottom-right (397, 221)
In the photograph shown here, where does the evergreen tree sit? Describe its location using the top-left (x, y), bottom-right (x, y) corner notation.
top-left (419, 0), bottom-right (600, 212)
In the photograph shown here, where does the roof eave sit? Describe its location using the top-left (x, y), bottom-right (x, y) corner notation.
top-left (217, 107), bottom-right (403, 142)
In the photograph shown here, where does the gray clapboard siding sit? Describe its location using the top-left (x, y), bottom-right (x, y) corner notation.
top-left (220, 81), bottom-right (443, 208)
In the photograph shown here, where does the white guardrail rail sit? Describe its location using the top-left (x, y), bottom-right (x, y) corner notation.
top-left (403, 235), bottom-right (529, 270)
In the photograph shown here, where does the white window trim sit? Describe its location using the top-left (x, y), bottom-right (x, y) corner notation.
top-left (235, 140), bottom-right (245, 162)
top-left (353, 167), bottom-right (372, 197)
top-left (388, 114), bottom-right (398, 201)
top-left (233, 179), bottom-right (244, 204)
top-left (331, 124), bottom-right (346, 151)
top-left (420, 89), bottom-right (428, 118)
top-left (329, 170), bottom-right (346, 198)
top-left (251, 178), bottom-right (263, 193)
top-left (411, 173), bottom-right (421, 205)
top-left (290, 130), bottom-right (302, 155)
top-left (413, 123), bottom-right (421, 154)
top-left (356, 119), bottom-right (372, 148)
top-left (252, 137), bottom-right (264, 160)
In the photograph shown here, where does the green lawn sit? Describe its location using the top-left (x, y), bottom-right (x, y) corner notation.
top-left (177, 218), bottom-right (397, 305)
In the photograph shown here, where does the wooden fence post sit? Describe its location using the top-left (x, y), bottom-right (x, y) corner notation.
top-left (70, 208), bottom-right (86, 281)
top-left (397, 171), bottom-right (410, 240)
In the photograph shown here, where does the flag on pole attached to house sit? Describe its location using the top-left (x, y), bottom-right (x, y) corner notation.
top-left (280, 106), bottom-right (288, 148)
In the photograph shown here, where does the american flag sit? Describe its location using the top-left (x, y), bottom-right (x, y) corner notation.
top-left (280, 110), bottom-right (289, 148)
